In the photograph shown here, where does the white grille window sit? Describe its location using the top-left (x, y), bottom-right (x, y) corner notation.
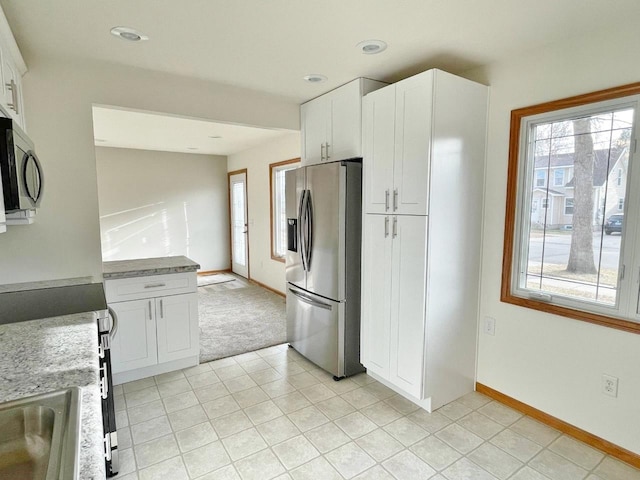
top-left (503, 86), bottom-right (640, 333)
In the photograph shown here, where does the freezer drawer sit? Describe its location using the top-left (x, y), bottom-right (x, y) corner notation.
top-left (286, 285), bottom-right (344, 377)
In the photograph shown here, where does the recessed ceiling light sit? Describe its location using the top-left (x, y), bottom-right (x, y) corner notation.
top-left (110, 26), bottom-right (149, 42)
top-left (208, 135), bottom-right (222, 139)
top-left (187, 147), bottom-right (199, 150)
top-left (357, 40), bottom-right (387, 55)
top-left (303, 74), bottom-right (327, 84)
top-left (95, 138), bottom-right (107, 143)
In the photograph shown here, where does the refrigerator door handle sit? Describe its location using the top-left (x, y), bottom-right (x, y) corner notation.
top-left (289, 287), bottom-right (332, 311)
top-left (299, 190), bottom-right (308, 271)
top-left (305, 191), bottom-right (313, 270)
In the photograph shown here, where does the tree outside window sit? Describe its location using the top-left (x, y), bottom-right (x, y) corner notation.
top-left (502, 83), bottom-right (640, 334)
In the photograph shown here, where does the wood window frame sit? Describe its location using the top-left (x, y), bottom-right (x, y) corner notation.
top-left (501, 82), bottom-right (640, 334)
top-left (269, 158), bottom-right (300, 263)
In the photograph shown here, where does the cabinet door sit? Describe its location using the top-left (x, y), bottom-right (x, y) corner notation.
top-left (363, 86), bottom-right (395, 214)
top-left (389, 215), bottom-right (427, 397)
top-left (110, 299), bottom-right (158, 373)
top-left (327, 79), bottom-right (362, 162)
top-left (360, 214), bottom-right (393, 378)
top-left (300, 98), bottom-right (327, 166)
top-left (156, 293), bottom-right (199, 363)
top-left (2, 58), bottom-right (23, 129)
top-left (394, 72), bottom-right (433, 215)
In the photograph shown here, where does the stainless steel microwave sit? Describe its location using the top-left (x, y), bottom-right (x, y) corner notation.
top-left (0, 117), bottom-right (43, 212)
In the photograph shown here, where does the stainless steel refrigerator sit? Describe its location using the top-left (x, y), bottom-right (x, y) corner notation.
top-left (285, 159), bottom-right (364, 379)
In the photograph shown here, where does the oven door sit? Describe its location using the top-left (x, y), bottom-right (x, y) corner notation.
top-left (98, 308), bottom-right (119, 477)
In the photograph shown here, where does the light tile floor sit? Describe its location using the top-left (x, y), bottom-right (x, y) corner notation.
top-left (112, 344), bottom-right (640, 480)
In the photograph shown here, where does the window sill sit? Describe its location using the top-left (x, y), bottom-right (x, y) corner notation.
top-left (271, 255), bottom-right (285, 264)
top-left (500, 289), bottom-right (640, 334)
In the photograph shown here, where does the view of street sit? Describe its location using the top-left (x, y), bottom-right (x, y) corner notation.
top-left (526, 230), bottom-right (620, 304)
top-left (528, 231), bottom-right (621, 270)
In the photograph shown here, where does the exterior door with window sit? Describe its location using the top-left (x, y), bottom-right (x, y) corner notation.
top-left (229, 171), bottom-right (249, 278)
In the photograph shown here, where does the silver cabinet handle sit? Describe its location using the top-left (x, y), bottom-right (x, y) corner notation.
top-left (325, 142), bottom-right (331, 160)
top-left (5, 79), bottom-right (18, 114)
top-left (320, 143), bottom-right (326, 161)
top-left (385, 189), bottom-right (390, 211)
top-left (392, 216), bottom-right (397, 238)
top-left (384, 216), bottom-right (389, 237)
top-left (148, 300), bottom-right (152, 320)
top-left (160, 299), bottom-right (164, 318)
top-left (144, 283), bottom-right (166, 289)
top-left (393, 189), bottom-right (398, 211)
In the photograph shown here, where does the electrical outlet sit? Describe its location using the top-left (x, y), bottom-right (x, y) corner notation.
top-left (602, 374), bottom-right (619, 397)
top-left (484, 317), bottom-right (496, 336)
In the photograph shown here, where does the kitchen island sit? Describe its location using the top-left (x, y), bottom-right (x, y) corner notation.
top-left (0, 311), bottom-right (104, 479)
top-left (102, 255), bottom-right (200, 280)
top-left (103, 255), bottom-right (201, 384)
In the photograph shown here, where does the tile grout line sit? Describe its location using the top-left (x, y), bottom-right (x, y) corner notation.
top-left (116, 346), bottom-right (640, 480)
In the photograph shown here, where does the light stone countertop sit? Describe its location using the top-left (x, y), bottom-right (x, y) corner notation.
top-left (103, 255), bottom-right (200, 280)
top-left (0, 312), bottom-right (105, 480)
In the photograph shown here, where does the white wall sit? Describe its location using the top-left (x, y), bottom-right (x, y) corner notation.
top-left (227, 133), bottom-right (300, 293)
top-left (95, 147), bottom-right (229, 271)
top-left (465, 26), bottom-right (640, 454)
top-left (0, 55), bottom-right (298, 284)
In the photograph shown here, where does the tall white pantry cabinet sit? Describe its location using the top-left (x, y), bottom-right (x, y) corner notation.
top-left (361, 69), bottom-right (488, 411)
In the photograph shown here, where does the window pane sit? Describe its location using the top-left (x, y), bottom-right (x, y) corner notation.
top-left (523, 107), bottom-right (633, 307)
top-left (232, 182), bottom-right (246, 267)
top-left (272, 162), bottom-right (299, 258)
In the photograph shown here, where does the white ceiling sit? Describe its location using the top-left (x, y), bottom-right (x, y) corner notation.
top-left (5, 1), bottom-right (640, 155)
top-left (92, 106), bottom-right (296, 156)
top-left (3, 1), bottom-right (640, 103)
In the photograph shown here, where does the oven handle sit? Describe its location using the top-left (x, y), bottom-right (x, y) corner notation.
top-left (108, 307), bottom-right (118, 339)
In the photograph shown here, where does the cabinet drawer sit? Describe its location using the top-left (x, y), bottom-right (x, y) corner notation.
top-left (105, 272), bottom-right (196, 303)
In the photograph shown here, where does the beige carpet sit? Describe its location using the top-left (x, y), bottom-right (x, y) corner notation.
top-left (198, 275), bottom-right (287, 362)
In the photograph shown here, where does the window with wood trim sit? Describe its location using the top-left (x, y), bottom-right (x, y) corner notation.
top-left (270, 158), bottom-right (300, 261)
top-left (502, 83), bottom-right (640, 333)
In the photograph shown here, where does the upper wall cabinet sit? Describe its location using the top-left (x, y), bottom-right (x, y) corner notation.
top-left (364, 70), bottom-right (482, 216)
top-left (0, 6), bottom-right (27, 131)
top-left (300, 78), bottom-right (387, 166)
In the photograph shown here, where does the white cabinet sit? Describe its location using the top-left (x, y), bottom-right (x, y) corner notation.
top-left (362, 215), bottom-right (426, 398)
top-left (106, 272), bottom-right (200, 384)
top-left (361, 69), bottom-right (488, 411)
top-left (300, 78), bottom-right (386, 166)
top-left (363, 70), bottom-right (435, 215)
top-left (110, 299), bottom-right (158, 372)
top-left (156, 293), bottom-right (199, 363)
top-left (0, 7), bottom-right (27, 130)
top-left (1, 55), bottom-right (23, 127)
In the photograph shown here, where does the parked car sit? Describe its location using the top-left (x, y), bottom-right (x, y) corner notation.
top-left (605, 213), bottom-right (624, 235)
